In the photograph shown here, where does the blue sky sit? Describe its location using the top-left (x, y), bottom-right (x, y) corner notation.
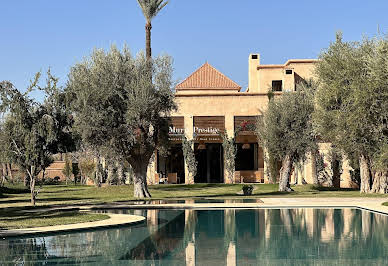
top-left (1, 0), bottom-right (388, 96)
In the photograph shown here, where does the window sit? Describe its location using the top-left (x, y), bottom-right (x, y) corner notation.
top-left (285, 69), bottom-right (293, 75)
top-left (272, 80), bottom-right (282, 92)
top-left (251, 54), bottom-right (258, 60)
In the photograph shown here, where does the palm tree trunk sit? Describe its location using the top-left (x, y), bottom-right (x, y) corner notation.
top-left (145, 22), bottom-right (152, 60)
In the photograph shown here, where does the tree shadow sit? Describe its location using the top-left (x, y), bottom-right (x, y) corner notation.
top-left (151, 183), bottom-right (239, 192)
top-left (311, 186), bottom-right (358, 192)
top-left (0, 187), bottom-right (30, 194)
top-left (0, 197), bottom-right (94, 204)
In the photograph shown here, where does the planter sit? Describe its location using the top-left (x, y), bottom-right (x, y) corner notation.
top-left (242, 185), bottom-right (254, 196)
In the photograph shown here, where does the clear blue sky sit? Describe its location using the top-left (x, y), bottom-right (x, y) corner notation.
top-left (1, 0), bottom-right (388, 96)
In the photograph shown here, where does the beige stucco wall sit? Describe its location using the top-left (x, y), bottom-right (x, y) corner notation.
top-left (248, 55), bottom-right (317, 93)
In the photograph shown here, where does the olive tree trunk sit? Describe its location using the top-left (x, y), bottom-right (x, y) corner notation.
top-left (132, 161), bottom-right (151, 198)
top-left (27, 166), bottom-right (37, 206)
top-left (331, 158), bottom-right (341, 189)
top-left (360, 154), bottom-right (371, 193)
top-left (279, 154), bottom-right (294, 192)
top-left (117, 163), bottom-right (124, 185)
top-left (371, 171), bottom-right (388, 194)
top-left (7, 163), bottom-right (13, 183)
top-left (30, 176), bottom-right (36, 206)
top-left (107, 162), bottom-right (114, 185)
top-left (1, 163), bottom-right (7, 187)
top-left (311, 151), bottom-right (319, 185)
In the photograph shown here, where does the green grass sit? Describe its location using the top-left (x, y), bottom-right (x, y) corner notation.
top-left (1, 183), bottom-right (387, 229)
top-left (383, 202), bottom-right (388, 206)
top-left (1, 183), bottom-right (387, 209)
top-left (0, 209), bottom-right (109, 230)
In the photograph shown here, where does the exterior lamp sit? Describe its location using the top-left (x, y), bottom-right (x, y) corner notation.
top-left (242, 143), bottom-right (251, 150)
top-left (198, 143), bottom-right (206, 150)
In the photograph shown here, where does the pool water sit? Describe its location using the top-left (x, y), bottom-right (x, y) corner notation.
top-left (1, 208), bottom-right (387, 265)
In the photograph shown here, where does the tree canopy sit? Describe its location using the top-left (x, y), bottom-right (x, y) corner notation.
top-left (66, 46), bottom-right (176, 198)
top-left (0, 71), bottom-right (75, 205)
top-left (314, 33), bottom-right (388, 193)
top-left (257, 83), bottom-right (317, 191)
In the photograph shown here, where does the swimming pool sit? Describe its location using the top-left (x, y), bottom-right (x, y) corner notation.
top-left (1, 208), bottom-right (387, 265)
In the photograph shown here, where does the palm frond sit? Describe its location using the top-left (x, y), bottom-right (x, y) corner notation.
top-left (136, 0), bottom-right (169, 22)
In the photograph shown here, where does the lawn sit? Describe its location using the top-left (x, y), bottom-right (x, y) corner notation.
top-left (1, 183), bottom-right (387, 230)
top-left (0, 210), bottom-right (109, 230)
top-left (1, 183), bottom-right (388, 209)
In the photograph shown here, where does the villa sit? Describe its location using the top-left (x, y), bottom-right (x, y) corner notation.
top-left (147, 54), bottom-right (349, 185)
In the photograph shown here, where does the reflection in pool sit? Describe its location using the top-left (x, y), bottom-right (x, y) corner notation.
top-left (116, 198), bottom-right (264, 205)
top-left (1, 208), bottom-right (387, 265)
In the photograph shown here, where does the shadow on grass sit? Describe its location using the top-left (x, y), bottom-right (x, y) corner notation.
top-left (42, 188), bottom-right (90, 194)
top-left (311, 186), bottom-right (358, 192)
top-left (1, 209), bottom-right (83, 220)
top-left (0, 197), bottom-right (95, 204)
top-left (150, 183), bottom-right (241, 192)
top-left (0, 186), bottom-right (30, 194)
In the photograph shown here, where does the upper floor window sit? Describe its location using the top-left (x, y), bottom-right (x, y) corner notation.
top-left (285, 69), bottom-right (293, 75)
top-left (272, 80), bottom-right (282, 92)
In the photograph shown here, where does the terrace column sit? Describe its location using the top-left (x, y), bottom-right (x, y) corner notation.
top-left (224, 115), bottom-right (235, 183)
top-left (184, 116), bottom-right (195, 184)
top-left (263, 148), bottom-right (271, 183)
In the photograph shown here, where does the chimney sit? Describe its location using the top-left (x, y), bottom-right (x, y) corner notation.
top-left (248, 54), bottom-right (260, 92)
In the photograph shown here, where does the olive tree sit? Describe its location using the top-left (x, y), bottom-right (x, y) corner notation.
top-left (257, 85), bottom-right (317, 192)
top-left (66, 46), bottom-right (176, 198)
top-left (314, 33), bottom-right (388, 193)
top-left (0, 72), bottom-right (75, 205)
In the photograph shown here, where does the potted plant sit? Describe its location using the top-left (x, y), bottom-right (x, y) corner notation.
top-left (242, 185), bottom-right (254, 196)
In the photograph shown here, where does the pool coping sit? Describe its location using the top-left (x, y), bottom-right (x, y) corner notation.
top-left (1, 197), bottom-right (387, 238)
top-left (0, 213), bottom-right (145, 238)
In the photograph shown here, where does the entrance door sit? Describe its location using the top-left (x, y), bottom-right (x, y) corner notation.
top-left (194, 143), bottom-right (224, 183)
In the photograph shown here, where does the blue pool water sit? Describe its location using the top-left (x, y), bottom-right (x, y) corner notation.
top-left (1, 208), bottom-right (387, 265)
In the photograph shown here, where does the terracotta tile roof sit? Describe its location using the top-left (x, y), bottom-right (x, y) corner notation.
top-left (176, 63), bottom-right (241, 91)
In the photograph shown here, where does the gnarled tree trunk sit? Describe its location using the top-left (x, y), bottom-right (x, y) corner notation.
top-left (107, 162), bottom-right (114, 185)
top-left (311, 151), bottom-right (319, 185)
top-left (117, 163), bottom-right (124, 185)
top-left (331, 158), bottom-right (341, 189)
top-left (279, 154), bottom-right (294, 192)
top-left (359, 154), bottom-right (371, 193)
top-left (371, 171), bottom-right (388, 194)
top-left (133, 161), bottom-right (151, 198)
top-left (7, 163), bottom-right (13, 183)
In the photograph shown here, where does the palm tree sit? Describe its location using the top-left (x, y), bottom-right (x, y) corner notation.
top-left (136, 0), bottom-right (169, 60)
